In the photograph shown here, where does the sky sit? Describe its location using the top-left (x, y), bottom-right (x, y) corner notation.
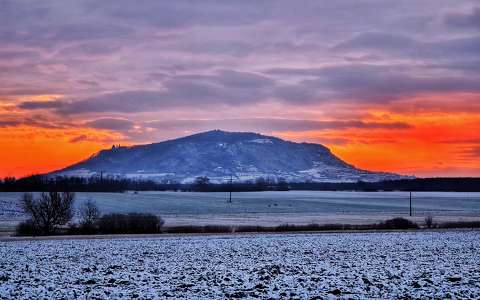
top-left (1, 0), bottom-right (480, 178)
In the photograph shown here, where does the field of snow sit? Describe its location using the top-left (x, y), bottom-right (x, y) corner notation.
top-left (1, 191), bottom-right (480, 230)
top-left (1, 231), bottom-right (479, 298)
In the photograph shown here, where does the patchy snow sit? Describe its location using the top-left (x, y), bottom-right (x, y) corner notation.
top-left (249, 138), bottom-right (274, 144)
top-left (52, 130), bottom-right (410, 183)
top-left (1, 231), bottom-right (479, 299)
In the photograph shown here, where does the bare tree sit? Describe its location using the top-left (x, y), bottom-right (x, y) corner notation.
top-left (21, 191), bottom-right (75, 235)
top-left (80, 199), bottom-right (100, 228)
top-left (193, 176), bottom-right (210, 191)
top-left (425, 215), bottom-right (434, 229)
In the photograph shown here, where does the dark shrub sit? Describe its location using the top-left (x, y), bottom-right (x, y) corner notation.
top-left (236, 225), bottom-right (274, 233)
top-left (193, 176), bottom-right (210, 192)
top-left (203, 225), bottom-right (233, 233)
top-left (321, 224), bottom-right (350, 231)
top-left (97, 213), bottom-right (164, 234)
top-left (440, 221), bottom-right (480, 229)
top-left (127, 213), bottom-right (164, 233)
top-left (275, 224), bottom-right (296, 232)
top-left (98, 213), bottom-right (128, 234)
top-left (67, 223), bottom-right (80, 235)
top-left (275, 224), bottom-right (323, 232)
top-left (165, 225), bottom-right (232, 234)
top-left (15, 219), bottom-right (40, 236)
top-left (235, 223), bottom-right (355, 233)
top-left (379, 217), bottom-right (418, 229)
top-left (166, 225), bottom-right (204, 234)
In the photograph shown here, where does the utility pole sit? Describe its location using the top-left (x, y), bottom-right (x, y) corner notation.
top-left (228, 175), bottom-right (233, 203)
top-left (409, 191), bottom-right (412, 217)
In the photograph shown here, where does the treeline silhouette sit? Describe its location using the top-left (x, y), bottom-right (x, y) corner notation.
top-left (1, 175), bottom-right (480, 192)
top-left (289, 178), bottom-right (480, 192)
top-left (0, 175), bottom-right (178, 192)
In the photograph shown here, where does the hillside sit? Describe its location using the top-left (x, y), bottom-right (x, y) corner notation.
top-left (53, 130), bottom-right (405, 183)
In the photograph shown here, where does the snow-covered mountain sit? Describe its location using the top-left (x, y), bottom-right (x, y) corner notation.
top-left (52, 130), bottom-right (407, 183)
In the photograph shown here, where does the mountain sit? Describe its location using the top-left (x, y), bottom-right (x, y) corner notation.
top-left (52, 130), bottom-right (407, 183)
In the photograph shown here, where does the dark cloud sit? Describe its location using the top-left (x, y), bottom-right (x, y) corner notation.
top-left (214, 70), bottom-right (274, 89)
top-left (57, 42), bottom-right (123, 58)
top-left (445, 7), bottom-right (480, 29)
top-left (84, 118), bottom-right (135, 131)
top-left (457, 146), bottom-right (480, 160)
top-left (20, 70), bottom-right (277, 114)
top-left (178, 40), bottom-right (256, 57)
top-left (69, 135), bottom-right (88, 143)
top-left (78, 92), bottom-right (165, 113)
top-left (57, 90), bottom-right (185, 114)
top-left (51, 23), bottom-right (133, 43)
top-left (0, 115), bottom-right (69, 129)
top-left (1, 13), bottom-right (134, 50)
top-left (270, 64), bottom-right (480, 102)
top-left (0, 1), bottom-right (51, 28)
top-left (469, 147), bottom-right (480, 157)
top-left (68, 134), bottom-right (119, 144)
top-left (428, 60), bottom-right (480, 74)
top-left (314, 66), bottom-right (480, 99)
top-left (0, 120), bottom-right (21, 127)
top-left (145, 118), bottom-right (412, 132)
top-left (0, 49), bottom-right (40, 60)
top-left (18, 100), bottom-right (64, 110)
top-left (438, 139), bottom-right (480, 144)
top-left (437, 35), bottom-right (480, 57)
top-left (17, 62), bottom-right (480, 114)
top-left (0, 88), bottom-right (54, 97)
top-left (77, 80), bottom-right (99, 87)
top-left (88, 0), bottom-right (271, 29)
top-left (273, 85), bottom-right (319, 103)
top-left (332, 32), bottom-right (480, 61)
top-left (333, 32), bottom-right (416, 53)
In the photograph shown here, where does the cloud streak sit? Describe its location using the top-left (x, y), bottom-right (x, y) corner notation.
top-left (143, 118), bottom-right (412, 135)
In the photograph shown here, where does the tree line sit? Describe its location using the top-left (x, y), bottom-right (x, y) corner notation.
top-left (0, 175), bottom-right (289, 192)
top-left (2, 175), bottom-right (480, 192)
top-left (289, 177), bottom-right (480, 192)
top-left (0, 175), bottom-right (169, 192)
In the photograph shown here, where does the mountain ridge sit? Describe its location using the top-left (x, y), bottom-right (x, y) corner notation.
top-left (52, 130), bottom-right (408, 183)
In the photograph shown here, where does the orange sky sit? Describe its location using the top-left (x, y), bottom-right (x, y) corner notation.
top-left (0, 126), bottom-right (119, 178)
top-left (276, 101), bottom-right (480, 178)
top-left (1, 99), bottom-right (479, 179)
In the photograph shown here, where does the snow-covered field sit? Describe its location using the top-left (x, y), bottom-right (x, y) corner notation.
top-left (1, 191), bottom-right (480, 231)
top-left (0, 231), bottom-right (479, 299)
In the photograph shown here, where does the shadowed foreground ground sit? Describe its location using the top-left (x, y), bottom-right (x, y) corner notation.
top-left (1, 231), bottom-right (479, 299)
